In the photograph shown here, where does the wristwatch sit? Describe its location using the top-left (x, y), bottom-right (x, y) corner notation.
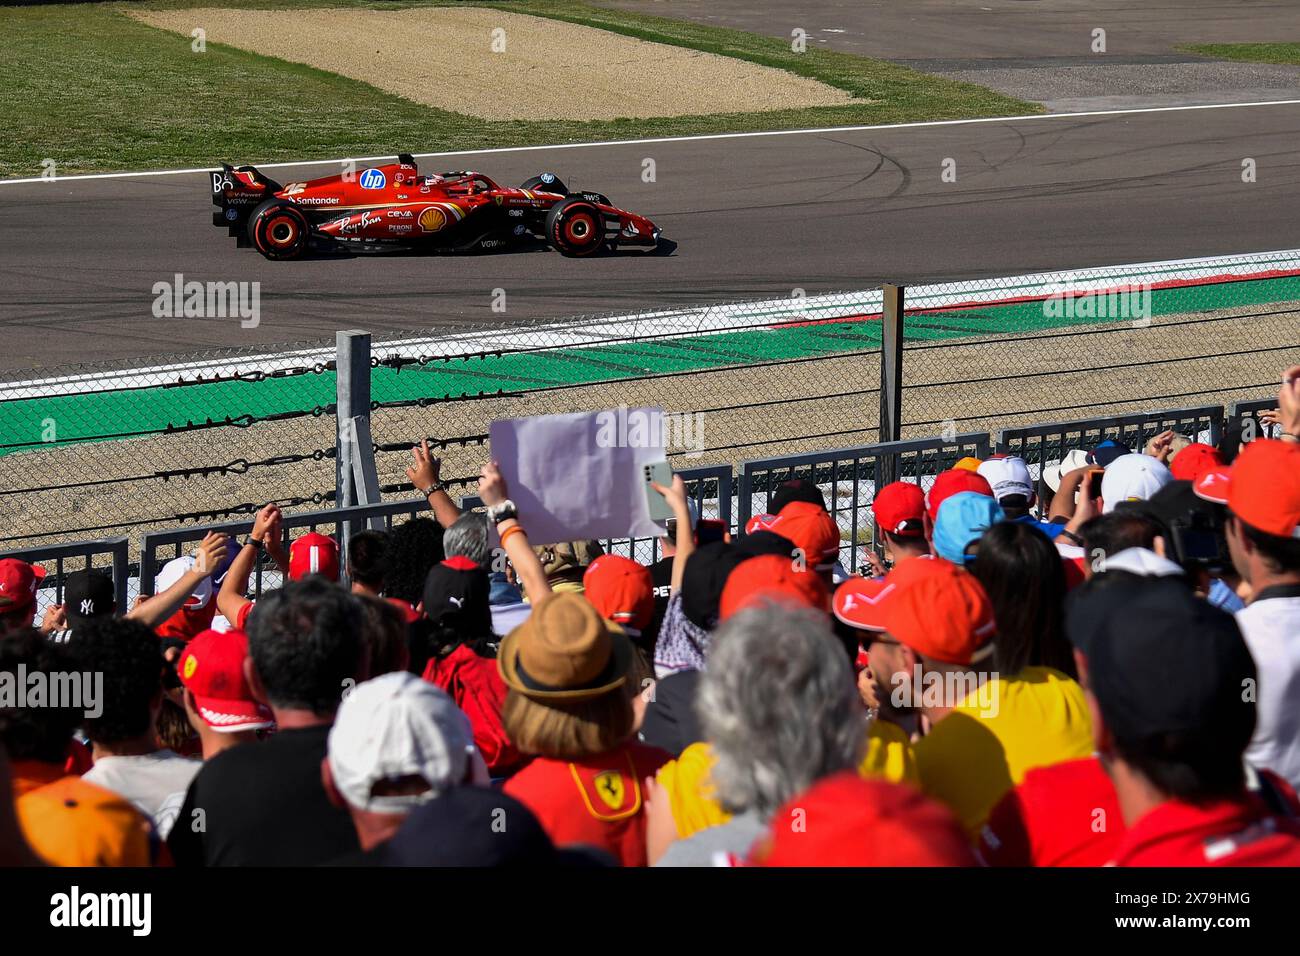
top-left (486, 500), bottom-right (518, 525)
top-left (418, 480), bottom-right (447, 497)
top-left (243, 535), bottom-right (265, 552)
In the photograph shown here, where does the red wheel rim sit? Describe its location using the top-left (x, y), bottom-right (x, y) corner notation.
top-left (563, 212), bottom-right (596, 246)
top-left (265, 214), bottom-right (300, 248)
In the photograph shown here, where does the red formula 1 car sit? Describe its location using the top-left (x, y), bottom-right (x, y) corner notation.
top-left (211, 153), bottom-right (664, 260)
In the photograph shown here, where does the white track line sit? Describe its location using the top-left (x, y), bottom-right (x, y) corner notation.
top-left (2, 98), bottom-right (1299, 186)
top-left (5, 248), bottom-right (1298, 399)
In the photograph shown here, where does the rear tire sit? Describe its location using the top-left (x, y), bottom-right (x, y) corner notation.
top-left (248, 199), bottom-right (310, 260)
top-left (522, 174), bottom-right (568, 196)
top-left (545, 198), bottom-right (606, 258)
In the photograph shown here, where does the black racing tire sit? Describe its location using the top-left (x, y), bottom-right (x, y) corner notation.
top-left (248, 199), bottom-right (310, 260)
top-left (544, 198), bottom-right (606, 258)
top-left (521, 174), bottom-right (568, 196)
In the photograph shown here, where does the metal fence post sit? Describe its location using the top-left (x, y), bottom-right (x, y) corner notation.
top-left (335, 330), bottom-right (377, 569)
top-left (879, 284), bottom-right (905, 485)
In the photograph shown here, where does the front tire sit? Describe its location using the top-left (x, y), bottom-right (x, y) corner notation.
top-left (545, 198), bottom-right (606, 258)
top-left (248, 199), bottom-right (310, 260)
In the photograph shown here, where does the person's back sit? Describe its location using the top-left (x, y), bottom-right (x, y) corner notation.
top-left (1110, 792), bottom-right (1300, 866)
top-left (979, 755), bottom-right (1121, 866)
top-left (168, 578), bottom-right (365, 866)
top-left (423, 643), bottom-right (523, 776)
top-left (913, 666), bottom-right (1093, 836)
top-left (170, 724), bottom-right (356, 866)
top-left (504, 737), bottom-right (668, 867)
top-left (1237, 591), bottom-right (1300, 789)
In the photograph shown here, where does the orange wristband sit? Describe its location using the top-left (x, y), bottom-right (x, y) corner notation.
top-left (499, 525), bottom-right (524, 548)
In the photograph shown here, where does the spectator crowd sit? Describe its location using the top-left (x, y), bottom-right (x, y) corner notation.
top-left (2, 367), bottom-right (1300, 868)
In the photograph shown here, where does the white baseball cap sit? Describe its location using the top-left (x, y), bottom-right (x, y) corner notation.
top-left (154, 555), bottom-right (212, 610)
top-left (1042, 449), bottom-right (1091, 493)
top-left (1100, 454), bottom-right (1173, 513)
top-left (327, 672), bottom-right (478, 814)
top-left (976, 456), bottom-right (1034, 502)
top-left (1101, 547), bottom-right (1185, 578)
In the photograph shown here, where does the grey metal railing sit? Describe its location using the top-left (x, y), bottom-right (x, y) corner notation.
top-left (0, 537), bottom-right (130, 615)
top-left (996, 404), bottom-right (1226, 500)
top-left (140, 498), bottom-right (429, 599)
top-left (737, 432), bottom-right (993, 573)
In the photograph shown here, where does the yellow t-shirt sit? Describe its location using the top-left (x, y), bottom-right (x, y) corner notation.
top-left (912, 666), bottom-right (1093, 837)
top-left (661, 719), bottom-right (921, 839)
top-left (657, 741), bottom-right (731, 838)
top-left (860, 717), bottom-right (920, 786)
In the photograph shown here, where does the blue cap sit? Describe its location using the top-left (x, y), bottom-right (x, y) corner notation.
top-left (932, 492), bottom-right (1005, 564)
top-left (1088, 440), bottom-right (1132, 469)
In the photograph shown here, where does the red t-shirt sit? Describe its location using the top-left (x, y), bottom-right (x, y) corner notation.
top-left (422, 645), bottom-right (524, 777)
top-left (980, 756), bottom-right (1122, 867)
top-left (1109, 795), bottom-right (1300, 866)
top-left (504, 739), bottom-right (670, 866)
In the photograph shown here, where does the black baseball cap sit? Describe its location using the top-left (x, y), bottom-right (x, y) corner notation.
top-left (680, 541), bottom-right (748, 630)
top-left (369, 787), bottom-right (559, 866)
top-left (1079, 576), bottom-right (1255, 742)
top-left (770, 478), bottom-right (827, 516)
top-left (62, 569), bottom-right (115, 629)
top-left (422, 557), bottom-right (492, 636)
top-left (735, 529), bottom-right (797, 560)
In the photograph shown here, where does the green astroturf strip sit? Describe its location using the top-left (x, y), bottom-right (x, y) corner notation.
top-left (2, 275), bottom-right (1297, 456)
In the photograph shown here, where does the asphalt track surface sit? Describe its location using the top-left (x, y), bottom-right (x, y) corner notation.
top-left (3, 102), bottom-right (1300, 372)
top-left (601, 0), bottom-right (1300, 110)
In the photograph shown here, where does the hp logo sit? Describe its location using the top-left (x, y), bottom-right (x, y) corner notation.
top-left (359, 168), bottom-right (387, 190)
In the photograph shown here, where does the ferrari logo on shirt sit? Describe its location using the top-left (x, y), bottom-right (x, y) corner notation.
top-left (593, 771), bottom-right (624, 810)
top-left (569, 756), bottom-right (642, 821)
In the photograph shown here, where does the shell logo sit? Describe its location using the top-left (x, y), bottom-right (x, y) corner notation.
top-left (418, 207), bottom-right (447, 232)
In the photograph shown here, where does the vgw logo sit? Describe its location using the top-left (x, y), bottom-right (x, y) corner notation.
top-left (359, 168), bottom-right (386, 190)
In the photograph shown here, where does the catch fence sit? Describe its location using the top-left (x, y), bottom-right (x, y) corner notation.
top-left (2, 249), bottom-right (1297, 585)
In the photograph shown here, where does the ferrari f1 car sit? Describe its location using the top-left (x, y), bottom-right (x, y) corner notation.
top-left (211, 154), bottom-right (663, 260)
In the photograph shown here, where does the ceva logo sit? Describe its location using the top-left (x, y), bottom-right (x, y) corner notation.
top-left (359, 168), bottom-right (386, 190)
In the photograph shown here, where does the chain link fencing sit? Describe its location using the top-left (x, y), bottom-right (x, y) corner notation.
top-left (3, 249), bottom-right (1298, 604)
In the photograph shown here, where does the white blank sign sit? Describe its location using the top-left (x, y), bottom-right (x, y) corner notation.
top-left (488, 407), bottom-right (669, 546)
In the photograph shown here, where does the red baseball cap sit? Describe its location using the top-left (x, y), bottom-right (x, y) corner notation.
top-left (289, 532), bottom-right (340, 581)
top-left (926, 469), bottom-right (994, 520)
top-left (832, 576), bottom-right (894, 631)
top-left (583, 554), bottom-right (654, 631)
top-left (1213, 439), bottom-right (1300, 538)
top-left (178, 629), bottom-right (274, 733)
top-left (748, 771), bottom-right (975, 867)
top-left (1169, 442), bottom-right (1224, 483)
top-left (872, 481), bottom-right (926, 537)
top-left (0, 558), bottom-right (45, 614)
top-left (833, 554), bottom-right (939, 631)
top-left (766, 501), bottom-right (840, 568)
top-left (719, 554), bottom-right (829, 621)
top-left (883, 558), bottom-right (996, 666)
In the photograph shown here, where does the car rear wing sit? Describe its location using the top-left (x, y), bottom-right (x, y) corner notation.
top-left (211, 164), bottom-right (283, 237)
